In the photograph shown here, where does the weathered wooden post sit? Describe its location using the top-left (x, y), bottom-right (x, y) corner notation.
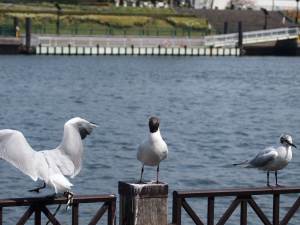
top-left (26, 18), bottom-right (31, 50)
top-left (118, 181), bottom-right (168, 225)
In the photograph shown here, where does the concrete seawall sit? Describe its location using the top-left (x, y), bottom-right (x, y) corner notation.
top-left (0, 37), bottom-right (20, 54)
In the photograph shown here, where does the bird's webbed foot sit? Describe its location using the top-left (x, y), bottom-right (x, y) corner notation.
top-left (135, 180), bottom-right (147, 184)
top-left (267, 184), bottom-right (276, 190)
top-left (152, 180), bottom-right (165, 184)
top-left (28, 183), bottom-right (46, 193)
top-left (276, 183), bottom-right (285, 188)
top-left (28, 188), bottom-right (40, 193)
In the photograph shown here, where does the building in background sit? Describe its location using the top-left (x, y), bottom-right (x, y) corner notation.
top-left (193, 0), bottom-right (298, 10)
top-left (194, 0), bottom-right (227, 9)
top-left (253, 0), bottom-right (297, 10)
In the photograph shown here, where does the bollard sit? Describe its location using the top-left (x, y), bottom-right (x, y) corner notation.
top-left (118, 181), bottom-right (168, 225)
top-left (224, 21), bottom-right (228, 34)
top-left (238, 21), bottom-right (243, 55)
top-left (14, 17), bottom-right (19, 37)
top-left (158, 45), bottom-right (161, 56)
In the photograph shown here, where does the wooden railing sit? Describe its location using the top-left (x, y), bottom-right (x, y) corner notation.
top-left (0, 194), bottom-right (116, 225)
top-left (171, 186), bottom-right (300, 225)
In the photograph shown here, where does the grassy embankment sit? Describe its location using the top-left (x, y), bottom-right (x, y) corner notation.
top-left (0, 3), bottom-right (210, 36)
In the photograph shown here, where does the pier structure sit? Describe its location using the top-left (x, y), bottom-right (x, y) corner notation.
top-left (1, 21), bottom-right (299, 56)
top-left (28, 27), bottom-right (300, 56)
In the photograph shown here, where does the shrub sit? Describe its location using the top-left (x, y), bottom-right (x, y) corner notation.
top-left (65, 15), bottom-right (152, 27)
top-left (166, 17), bottom-right (208, 28)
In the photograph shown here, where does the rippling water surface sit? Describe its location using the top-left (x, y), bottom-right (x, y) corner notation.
top-left (0, 55), bottom-right (300, 224)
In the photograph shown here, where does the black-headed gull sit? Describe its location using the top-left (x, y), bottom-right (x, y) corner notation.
top-left (136, 117), bottom-right (168, 184)
top-left (0, 117), bottom-right (98, 197)
top-left (233, 134), bottom-right (297, 188)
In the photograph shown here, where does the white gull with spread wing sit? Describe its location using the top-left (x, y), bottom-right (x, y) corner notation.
top-left (0, 117), bottom-right (98, 196)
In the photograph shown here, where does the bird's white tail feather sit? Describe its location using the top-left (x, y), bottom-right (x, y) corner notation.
top-left (47, 174), bottom-right (73, 193)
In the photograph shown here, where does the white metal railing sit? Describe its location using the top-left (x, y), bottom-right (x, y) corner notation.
top-left (28, 36), bottom-right (205, 48)
top-left (204, 27), bottom-right (299, 47)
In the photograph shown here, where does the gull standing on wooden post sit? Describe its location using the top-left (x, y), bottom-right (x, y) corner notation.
top-left (0, 117), bottom-right (98, 197)
top-left (136, 117), bottom-right (168, 184)
top-left (233, 134), bottom-right (297, 189)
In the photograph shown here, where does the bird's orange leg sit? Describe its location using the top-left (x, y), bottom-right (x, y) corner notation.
top-left (136, 165), bottom-right (147, 184)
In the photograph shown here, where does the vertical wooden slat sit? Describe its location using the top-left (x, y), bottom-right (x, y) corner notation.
top-left (112, 200), bottom-right (116, 225)
top-left (108, 201), bottom-right (116, 225)
top-left (35, 206), bottom-right (41, 225)
top-left (240, 200), bottom-right (247, 225)
top-left (72, 203), bottom-right (79, 225)
top-left (172, 191), bottom-right (182, 225)
top-left (207, 197), bottom-right (214, 225)
top-left (0, 207), bottom-right (2, 225)
top-left (273, 194), bottom-right (280, 225)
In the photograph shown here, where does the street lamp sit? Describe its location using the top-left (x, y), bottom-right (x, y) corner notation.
top-left (296, 0), bottom-right (299, 24)
top-left (6, 3), bottom-right (12, 27)
top-left (54, 2), bottom-right (61, 35)
top-left (189, 8), bottom-right (193, 38)
top-left (261, 8), bottom-right (268, 30)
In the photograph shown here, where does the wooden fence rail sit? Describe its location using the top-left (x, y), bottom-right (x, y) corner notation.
top-left (172, 186), bottom-right (300, 225)
top-left (0, 194), bottom-right (116, 225)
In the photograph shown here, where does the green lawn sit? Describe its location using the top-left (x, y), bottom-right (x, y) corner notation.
top-left (0, 3), bottom-right (213, 37)
top-left (1, 2), bottom-right (176, 14)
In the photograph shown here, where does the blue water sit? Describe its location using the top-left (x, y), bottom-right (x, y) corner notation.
top-left (0, 55), bottom-right (300, 224)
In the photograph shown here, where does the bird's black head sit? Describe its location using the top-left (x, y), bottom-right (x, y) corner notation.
top-left (149, 117), bottom-right (159, 133)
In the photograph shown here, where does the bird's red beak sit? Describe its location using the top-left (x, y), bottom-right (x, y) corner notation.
top-left (291, 143), bottom-right (297, 149)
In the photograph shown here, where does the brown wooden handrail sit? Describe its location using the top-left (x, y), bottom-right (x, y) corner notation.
top-left (172, 186), bottom-right (300, 225)
top-left (0, 194), bottom-right (117, 225)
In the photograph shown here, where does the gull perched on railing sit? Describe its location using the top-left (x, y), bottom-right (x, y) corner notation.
top-left (0, 117), bottom-right (98, 197)
top-left (136, 117), bottom-right (168, 184)
top-left (233, 134), bottom-right (297, 189)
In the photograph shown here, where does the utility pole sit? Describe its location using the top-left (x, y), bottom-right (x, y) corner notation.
top-left (296, 0), bottom-right (299, 24)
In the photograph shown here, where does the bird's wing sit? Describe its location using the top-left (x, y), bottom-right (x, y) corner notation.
top-left (54, 117), bottom-right (98, 178)
top-left (0, 130), bottom-right (39, 181)
top-left (247, 147), bottom-right (278, 168)
top-left (40, 149), bottom-right (75, 177)
top-left (137, 138), bottom-right (147, 163)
